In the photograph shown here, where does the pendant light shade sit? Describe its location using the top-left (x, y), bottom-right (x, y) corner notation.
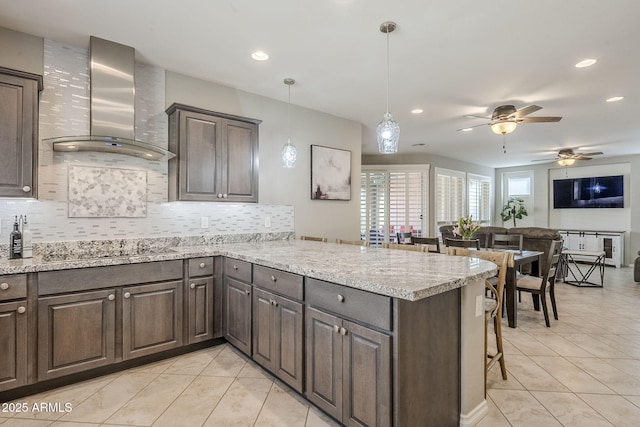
top-left (282, 78), bottom-right (297, 168)
top-left (376, 21), bottom-right (399, 154)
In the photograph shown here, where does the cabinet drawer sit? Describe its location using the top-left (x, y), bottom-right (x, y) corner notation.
top-left (189, 257), bottom-right (214, 277)
top-left (306, 278), bottom-right (391, 331)
top-left (253, 265), bottom-right (303, 301)
top-left (0, 274), bottom-right (27, 301)
top-left (224, 258), bottom-right (252, 282)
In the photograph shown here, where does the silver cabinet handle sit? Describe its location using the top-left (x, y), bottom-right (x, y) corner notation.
top-left (17, 306), bottom-right (26, 314)
top-left (190, 283), bottom-right (196, 289)
top-left (0, 282), bottom-right (9, 291)
top-left (270, 275), bottom-right (277, 282)
top-left (337, 294), bottom-right (345, 303)
top-left (333, 325), bottom-right (340, 333)
top-left (339, 327), bottom-right (348, 336)
top-left (108, 294), bottom-right (115, 301)
top-left (22, 185), bottom-right (31, 193)
top-left (124, 292), bottom-right (131, 298)
top-left (199, 262), bottom-right (206, 268)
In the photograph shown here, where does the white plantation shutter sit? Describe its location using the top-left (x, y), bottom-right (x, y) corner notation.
top-left (361, 166), bottom-right (428, 245)
top-left (435, 168), bottom-right (465, 224)
top-left (468, 174), bottom-right (492, 224)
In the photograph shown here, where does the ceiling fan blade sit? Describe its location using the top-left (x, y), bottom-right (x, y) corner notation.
top-left (464, 114), bottom-right (491, 120)
top-left (513, 105), bottom-right (542, 118)
top-left (575, 156), bottom-right (593, 160)
top-left (519, 116), bottom-right (562, 123)
top-left (456, 123), bottom-right (488, 131)
top-left (531, 158), bottom-right (557, 162)
top-left (576, 151), bottom-right (603, 156)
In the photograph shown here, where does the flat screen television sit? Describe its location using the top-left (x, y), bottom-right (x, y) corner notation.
top-left (553, 175), bottom-right (624, 208)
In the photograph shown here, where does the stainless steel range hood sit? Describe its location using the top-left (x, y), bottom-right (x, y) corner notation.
top-left (46, 37), bottom-right (175, 161)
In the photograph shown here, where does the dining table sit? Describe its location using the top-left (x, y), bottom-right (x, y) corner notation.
top-left (501, 249), bottom-right (543, 328)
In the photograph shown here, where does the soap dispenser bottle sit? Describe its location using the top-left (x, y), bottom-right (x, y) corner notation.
top-left (22, 215), bottom-right (33, 259)
top-left (9, 215), bottom-right (22, 259)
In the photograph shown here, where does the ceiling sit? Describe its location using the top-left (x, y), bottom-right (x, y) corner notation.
top-left (1, 0), bottom-right (639, 168)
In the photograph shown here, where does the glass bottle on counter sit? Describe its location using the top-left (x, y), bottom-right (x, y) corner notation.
top-left (9, 215), bottom-right (22, 259)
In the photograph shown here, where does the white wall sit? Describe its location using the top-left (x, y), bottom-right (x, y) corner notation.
top-left (165, 72), bottom-right (363, 241)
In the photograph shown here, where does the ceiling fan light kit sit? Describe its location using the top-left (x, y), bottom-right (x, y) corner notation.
top-left (557, 158), bottom-right (576, 166)
top-left (491, 121), bottom-right (517, 135)
top-left (376, 21), bottom-right (400, 154)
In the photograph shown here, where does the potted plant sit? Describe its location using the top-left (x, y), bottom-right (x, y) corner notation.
top-left (500, 197), bottom-right (528, 227)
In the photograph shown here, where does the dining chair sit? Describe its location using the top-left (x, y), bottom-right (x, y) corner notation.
top-left (300, 236), bottom-right (328, 242)
top-left (396, 232), bottom-right (413, 244)
top-left (412, 237), bottom-right (441, 253)
top-left (336, 239), bottom-right (370, 247)
top-left (490, 233), bottom-right (523, 251)
top-left (447, 247), bottom-right (512, 393)
top-left (516, 239), bottom-right (563, 327)
top-left (382, 242), bottom-right (428, 252)
top-left (445, 238), bottom-right (481, 250)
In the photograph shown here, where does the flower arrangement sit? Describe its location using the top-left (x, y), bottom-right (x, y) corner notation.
top-left (453, 215), bottom-right (481, 240)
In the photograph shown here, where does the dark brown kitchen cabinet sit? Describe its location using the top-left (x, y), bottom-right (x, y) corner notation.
top-left (306, 306), bottom-right (391, 427)
top-left (122, 280), bottom-right (183, 360)
top-left (0, 67), bottom-right (42, 198)
top-left (167, 103), bottom-right (260, 203)
top-left (0, 300), bottom-right (28, 391)
top-left (186, 257), bottom-right (215, 344)
top-left (252, 287), bottom-right (304, 393)
top-left (223, 277), bottom-right (252, 355)
top-left (37, 289), bottom-right (116, 380)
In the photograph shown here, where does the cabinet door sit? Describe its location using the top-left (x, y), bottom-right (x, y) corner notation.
top-left (175, 109), bottom-right (223, 201)
top-left (38, 289), bottom-right (116, 380)
top-left (306, 307), bottom-right (343, 420)
top-left (274, 293), bottom-right (304, 393)
top-left (343, 321), bottom-right (392, 427)
top-left (223, 277), bottom-right (252, 355)
top-left (252, 287), bottom-right (276, 369)
top-left (0, 300), bottom-right (28, 391)
top-left (220, 119), bottom-right (258, 202)
top-left (0, 70), bottom-right (40, 198)
top-left (122, 281), bottom-right (183, 360)
top-left (583, 234), bottom-right (600, 252)
top-left (187, 277), bottom-right (214, 344)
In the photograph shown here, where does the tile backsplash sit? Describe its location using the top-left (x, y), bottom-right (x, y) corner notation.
top-left (0, 39), bottom-right (293, 251)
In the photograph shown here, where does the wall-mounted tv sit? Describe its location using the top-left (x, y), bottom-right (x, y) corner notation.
top-left (553, 175), bottom-right (624, 209)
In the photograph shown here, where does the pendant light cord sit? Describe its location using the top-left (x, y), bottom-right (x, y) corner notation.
top-left (385, 29), bottom-right (390, 115)
top-left (287, 84), bottom-right (291, 140)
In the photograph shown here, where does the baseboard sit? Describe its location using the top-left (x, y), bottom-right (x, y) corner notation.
top-left (460, 399), bottom-right (489, 427)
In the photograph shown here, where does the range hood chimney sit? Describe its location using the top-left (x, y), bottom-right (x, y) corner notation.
top-left (46, 37), bottom-right (175, 161)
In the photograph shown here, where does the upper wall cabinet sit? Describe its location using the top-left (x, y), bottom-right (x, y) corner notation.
top-left (166, 103), bottom-right (260, 203)
top-left (0, 67), bottom-right (42, 198)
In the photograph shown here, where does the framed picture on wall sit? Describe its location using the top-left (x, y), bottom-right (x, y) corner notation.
top-left (310, 145), bottom-right (351, 200)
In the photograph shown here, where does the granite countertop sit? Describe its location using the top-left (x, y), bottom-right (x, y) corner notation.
top-left (0, 240), bottom-right (496, 301)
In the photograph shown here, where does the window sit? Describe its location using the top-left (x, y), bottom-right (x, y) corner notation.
top-left (435, 167), bottom-right (492, 227)
top-left (361, 166), bottom-right (429, 245)
top-left (507, 176), bottom-right (531, 196)
top-left (501, 171), bottom-right (534, 227)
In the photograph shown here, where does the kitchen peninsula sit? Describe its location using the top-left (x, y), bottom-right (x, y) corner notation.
top-left (0, 239), bottom-right (495, 426)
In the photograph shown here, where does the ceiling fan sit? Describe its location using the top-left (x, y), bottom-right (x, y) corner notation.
top-left (534, 148), bottom-right (604, 166)
top-left (460, 105), bottom-right (562, 134)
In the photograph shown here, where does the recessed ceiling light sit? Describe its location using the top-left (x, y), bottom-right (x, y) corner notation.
top-left (251, 51), bottom-right (269, 61)
top-left (461, 128), bottom-right (473, 132)
top-left (606, 96), bottom-right (624, 102)
top-left (575, 58), bottom-right (597, 68)
top-left (411, 109), bottom-right (423, 114)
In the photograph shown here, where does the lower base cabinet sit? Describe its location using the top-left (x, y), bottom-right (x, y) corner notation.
top-left (306, 306), bottom-right (391, 427)
top-left (252, 287), bottom-right (304, 392)
top-left (122, 281), bottom-right (183, 360)
top-left (37, 289), bottom-right (116, 380)
top-left (223, 277), bottom-right (252, 355)
top-left (0, 300), bottom-right (28, 391)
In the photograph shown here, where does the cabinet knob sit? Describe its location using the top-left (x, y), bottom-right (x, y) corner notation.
top-left (271, 300), bottom-right (278, 307)
top-left (0, 282), bottom-right (9, 291)
top-left (333, 325), bottom-right (340, 333)
top-left (124, 292), bottom-right (131, 298)
top-left (22, 185), bottom-right (31, 193)
top-left (233, 265), bottom-right (239, 270)
top-left (108, 294), bottom-right (115, 301)
top-left (339, 327), bottom-right (348, 336)
top-left (199, 262), bottom-right (206, 268)
top-left (270, 275), bottom-right (277, 282)
top-left (245, 290), bottom-right (250, 295)
top-left (337, 294), bottom-right (345, 303)
top-left (17, 306), bottom-right (26, 314)
top-left (222, 193), bottom-right (228, 199)
top-left (190, 283), bottom-right (196, 289)
top-left (217, 193), bottom-right (223, 198)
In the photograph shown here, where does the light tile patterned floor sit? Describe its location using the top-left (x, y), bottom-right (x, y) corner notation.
top-left (1, 266), bottom-right (638, 426)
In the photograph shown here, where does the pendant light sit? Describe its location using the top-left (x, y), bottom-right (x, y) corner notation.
top-left (282, 78), bottom-right (297, 168)
top-left (377, 21), bottom-right (400, 154)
